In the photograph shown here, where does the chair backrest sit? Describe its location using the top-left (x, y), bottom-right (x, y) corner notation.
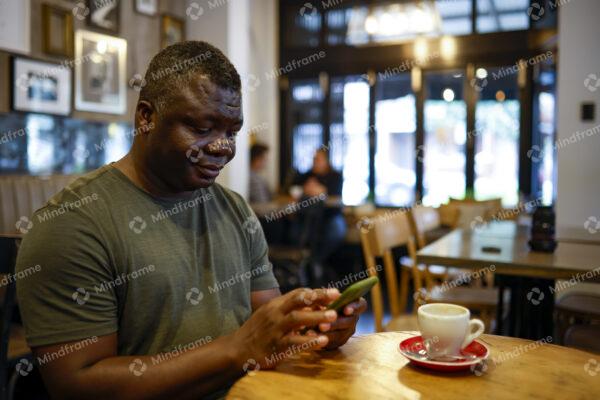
top-left (447, 198), bottom-right (502, 229)
top-left (438, 203), bottom-right (460, 228)
top-left (409, 205), bottom-right (441, 249)
top-left (358, 210), bottom-right (417, 332)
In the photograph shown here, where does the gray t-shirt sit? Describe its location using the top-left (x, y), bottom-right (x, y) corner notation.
top-left (16, 164), bottom-right (278, 358)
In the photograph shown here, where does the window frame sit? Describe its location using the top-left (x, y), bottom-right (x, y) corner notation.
top-left (278, 0), bottom-right (557, 206)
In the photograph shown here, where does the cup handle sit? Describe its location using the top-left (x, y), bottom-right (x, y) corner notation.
top-left (461, 319), bottom-right (485, 349)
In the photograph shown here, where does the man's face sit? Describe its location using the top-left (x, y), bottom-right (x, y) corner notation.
top-left (144, 76), bottom-right (243, 192)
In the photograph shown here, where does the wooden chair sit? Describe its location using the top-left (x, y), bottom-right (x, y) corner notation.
top-left (406, 205), bottom-right (464, 280)
top-left (447, 197), bottom-right (502, 229)
top-left (438, 203), bottom-right (460, 228)
top-left (359, 211), bottom-right (501, 333)
top-left (555, 292), bottom-right (600, 346)
top-left (358, 211), bottom-right (419, 333)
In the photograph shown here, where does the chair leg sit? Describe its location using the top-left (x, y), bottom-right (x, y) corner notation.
top-left (399, 268), bottom-right (409, 314)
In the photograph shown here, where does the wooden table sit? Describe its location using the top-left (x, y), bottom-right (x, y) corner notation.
top-left (417, 221), bottom-right (600, 280)
top-left (227, 332), bottom-right (600, 400)
top-left (416, 221), bottom-right (600, 339)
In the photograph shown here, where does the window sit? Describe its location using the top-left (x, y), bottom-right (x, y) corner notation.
top-left (329, 76), bottom-right (371, 205)
top-left (326, 6), bottom-right (369, 46)
top-left (476, 0), bottom-right (530, 33)
top-left (435, 0), bottom-right (473, 36)
top-left (341, 1), bottom-right (472, 45)
top-left (374, 73), bottom-right (416, 206)
top-left (531, 62), bottom-right (557, 205)
top-left (423, 71), bottom-right (467, 206)
top-left (290, 79), bottom-right (324, 173)
top-left (284, 3), bottom-right (321, 47)
top-left (474, 66), bottom-right (521, 206)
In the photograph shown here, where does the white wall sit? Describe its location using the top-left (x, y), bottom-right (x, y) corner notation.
top-left (247, 1), bottom-right (280, 191)
top-left (556, 0), bottom-right (600, 233)
top-left (186, 0), bottom-right (279, 198)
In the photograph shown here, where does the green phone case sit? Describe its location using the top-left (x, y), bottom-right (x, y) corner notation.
top-left (327, 276), bottom-right (379, 311)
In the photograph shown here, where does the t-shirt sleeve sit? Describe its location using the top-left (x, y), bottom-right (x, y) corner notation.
top-left (230, 191), bottom-right (279, 292)
top-left (15, 207), bottom-right (118, 348)
top-left (248, 209), bottom-right (280, 291)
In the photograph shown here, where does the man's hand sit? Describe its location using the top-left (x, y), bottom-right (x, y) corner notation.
top-left (230, 288), bottom-right (340, 372)
top-left (314, 297), bottom-right (368, 350)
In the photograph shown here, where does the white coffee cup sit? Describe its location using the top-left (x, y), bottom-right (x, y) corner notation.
top-left (417, 303), bottom-right (485, 359)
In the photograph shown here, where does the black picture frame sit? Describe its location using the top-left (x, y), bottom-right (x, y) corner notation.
top-left (10, 56), bottom-right (72, 116)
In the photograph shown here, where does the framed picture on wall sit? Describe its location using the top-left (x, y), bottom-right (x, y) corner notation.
top-left (42, 4), bottom-right (74, 57)
top-left (74, 30), bottom-right (127, 114)
top-left (0, 0), bottom-right (31, 54)
top-left (161, 15), bottom-right (185, 49)
top-left (86, 0), bottom-right (120, 33)
top-left (11, 57), bottom-right (72, 116)
top-left (135, 0), bottom-right (158, 16)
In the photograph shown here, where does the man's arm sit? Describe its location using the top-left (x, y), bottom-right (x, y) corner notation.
top-left (34, 288), bottom-right (339, 400)
top-left (34, 332), bottom-right (243, 400)
top-left (251, 288), bottom-right (281, 311)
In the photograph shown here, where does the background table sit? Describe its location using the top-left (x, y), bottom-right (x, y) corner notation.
top-left (416, 221), bottom-right (600, 279)
top-left (416, 221), bottom-right (600, 339)
top-left (227, 332), bottom-right (600, 400)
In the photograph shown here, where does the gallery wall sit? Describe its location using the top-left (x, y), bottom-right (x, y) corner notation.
top-left (0, 0), bottom-right (190, 175)
top-left (0, 0), bottom-right (187, 123)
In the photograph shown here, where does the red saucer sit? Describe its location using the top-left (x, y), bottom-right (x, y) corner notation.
top-left (399, 335), bottom-right (489, 372)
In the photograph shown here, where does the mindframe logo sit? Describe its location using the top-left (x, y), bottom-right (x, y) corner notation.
top-left (129, 73), bottom-right (147, 91)
top-left (527, 2), bottom-right (545, 20)
top-left (72, 2), bottom-right (90, 20)
top-left (15, 359), bottom-right (34, 377)
top-left (526, 287), bottom-right (545, 305)
top-left (242, 216), bottom-right (261, 235)
top-left (584, 216), bottom-right (600, 234)
top-left (299, 2), bottom-right (316, 17)
top-left (15, 216), bottom-right (33, 234)
top-left (584, 74), bottom-right (600, 93)
top-left (72, 287), bottom-right (90, 305)
top-left (243, 74), bottom-right (262, 92)
top-left (129, 358), bottom-right (147, 376)
top-left (186, 287), bottom-right (204, 305)
top-left (129, 216), bottom-right (148, 234)
top-left (186, 2), bottom-right (204, 20)
top-left (527, 145), bottom-right (544, 163)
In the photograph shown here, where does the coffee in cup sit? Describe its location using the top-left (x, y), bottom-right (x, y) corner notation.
top-left (417, 303), bottom-right (485, 359)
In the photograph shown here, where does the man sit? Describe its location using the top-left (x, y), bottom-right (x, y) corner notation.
top-left (292, 149), bottom-right (347, 284)
top-left (248, 142), bottom-right (272, 204)
top-left (15, 41), bottom-right (366, 399)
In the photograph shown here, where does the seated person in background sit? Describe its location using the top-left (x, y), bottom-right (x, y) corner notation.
top-left (292, 149), bottom-right (347, 284)
top-left (294, 149), bottom-right (342, 201)
top-left (249, 143), bottom-right (272, 204)
top-left (15, 41), bottom-right (365, 400)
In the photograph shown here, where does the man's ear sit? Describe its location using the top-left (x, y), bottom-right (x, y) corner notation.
top-left (135, 101), bottom-right (155, 135)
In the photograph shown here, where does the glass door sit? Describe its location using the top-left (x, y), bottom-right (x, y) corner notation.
top-left (374, 73), bottom-right (417, 206)
top-left (473, 66), bottom-right (521, 206)
top-left (422, 70), bottom-right (467, 206)
top-left (329, 76), bottom-right (371, 205)
top-left (289, 79), bottom-right (324, 174)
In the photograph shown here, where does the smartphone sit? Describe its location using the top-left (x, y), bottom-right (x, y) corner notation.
top-left (327, 276), bottom-right (379, 311)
